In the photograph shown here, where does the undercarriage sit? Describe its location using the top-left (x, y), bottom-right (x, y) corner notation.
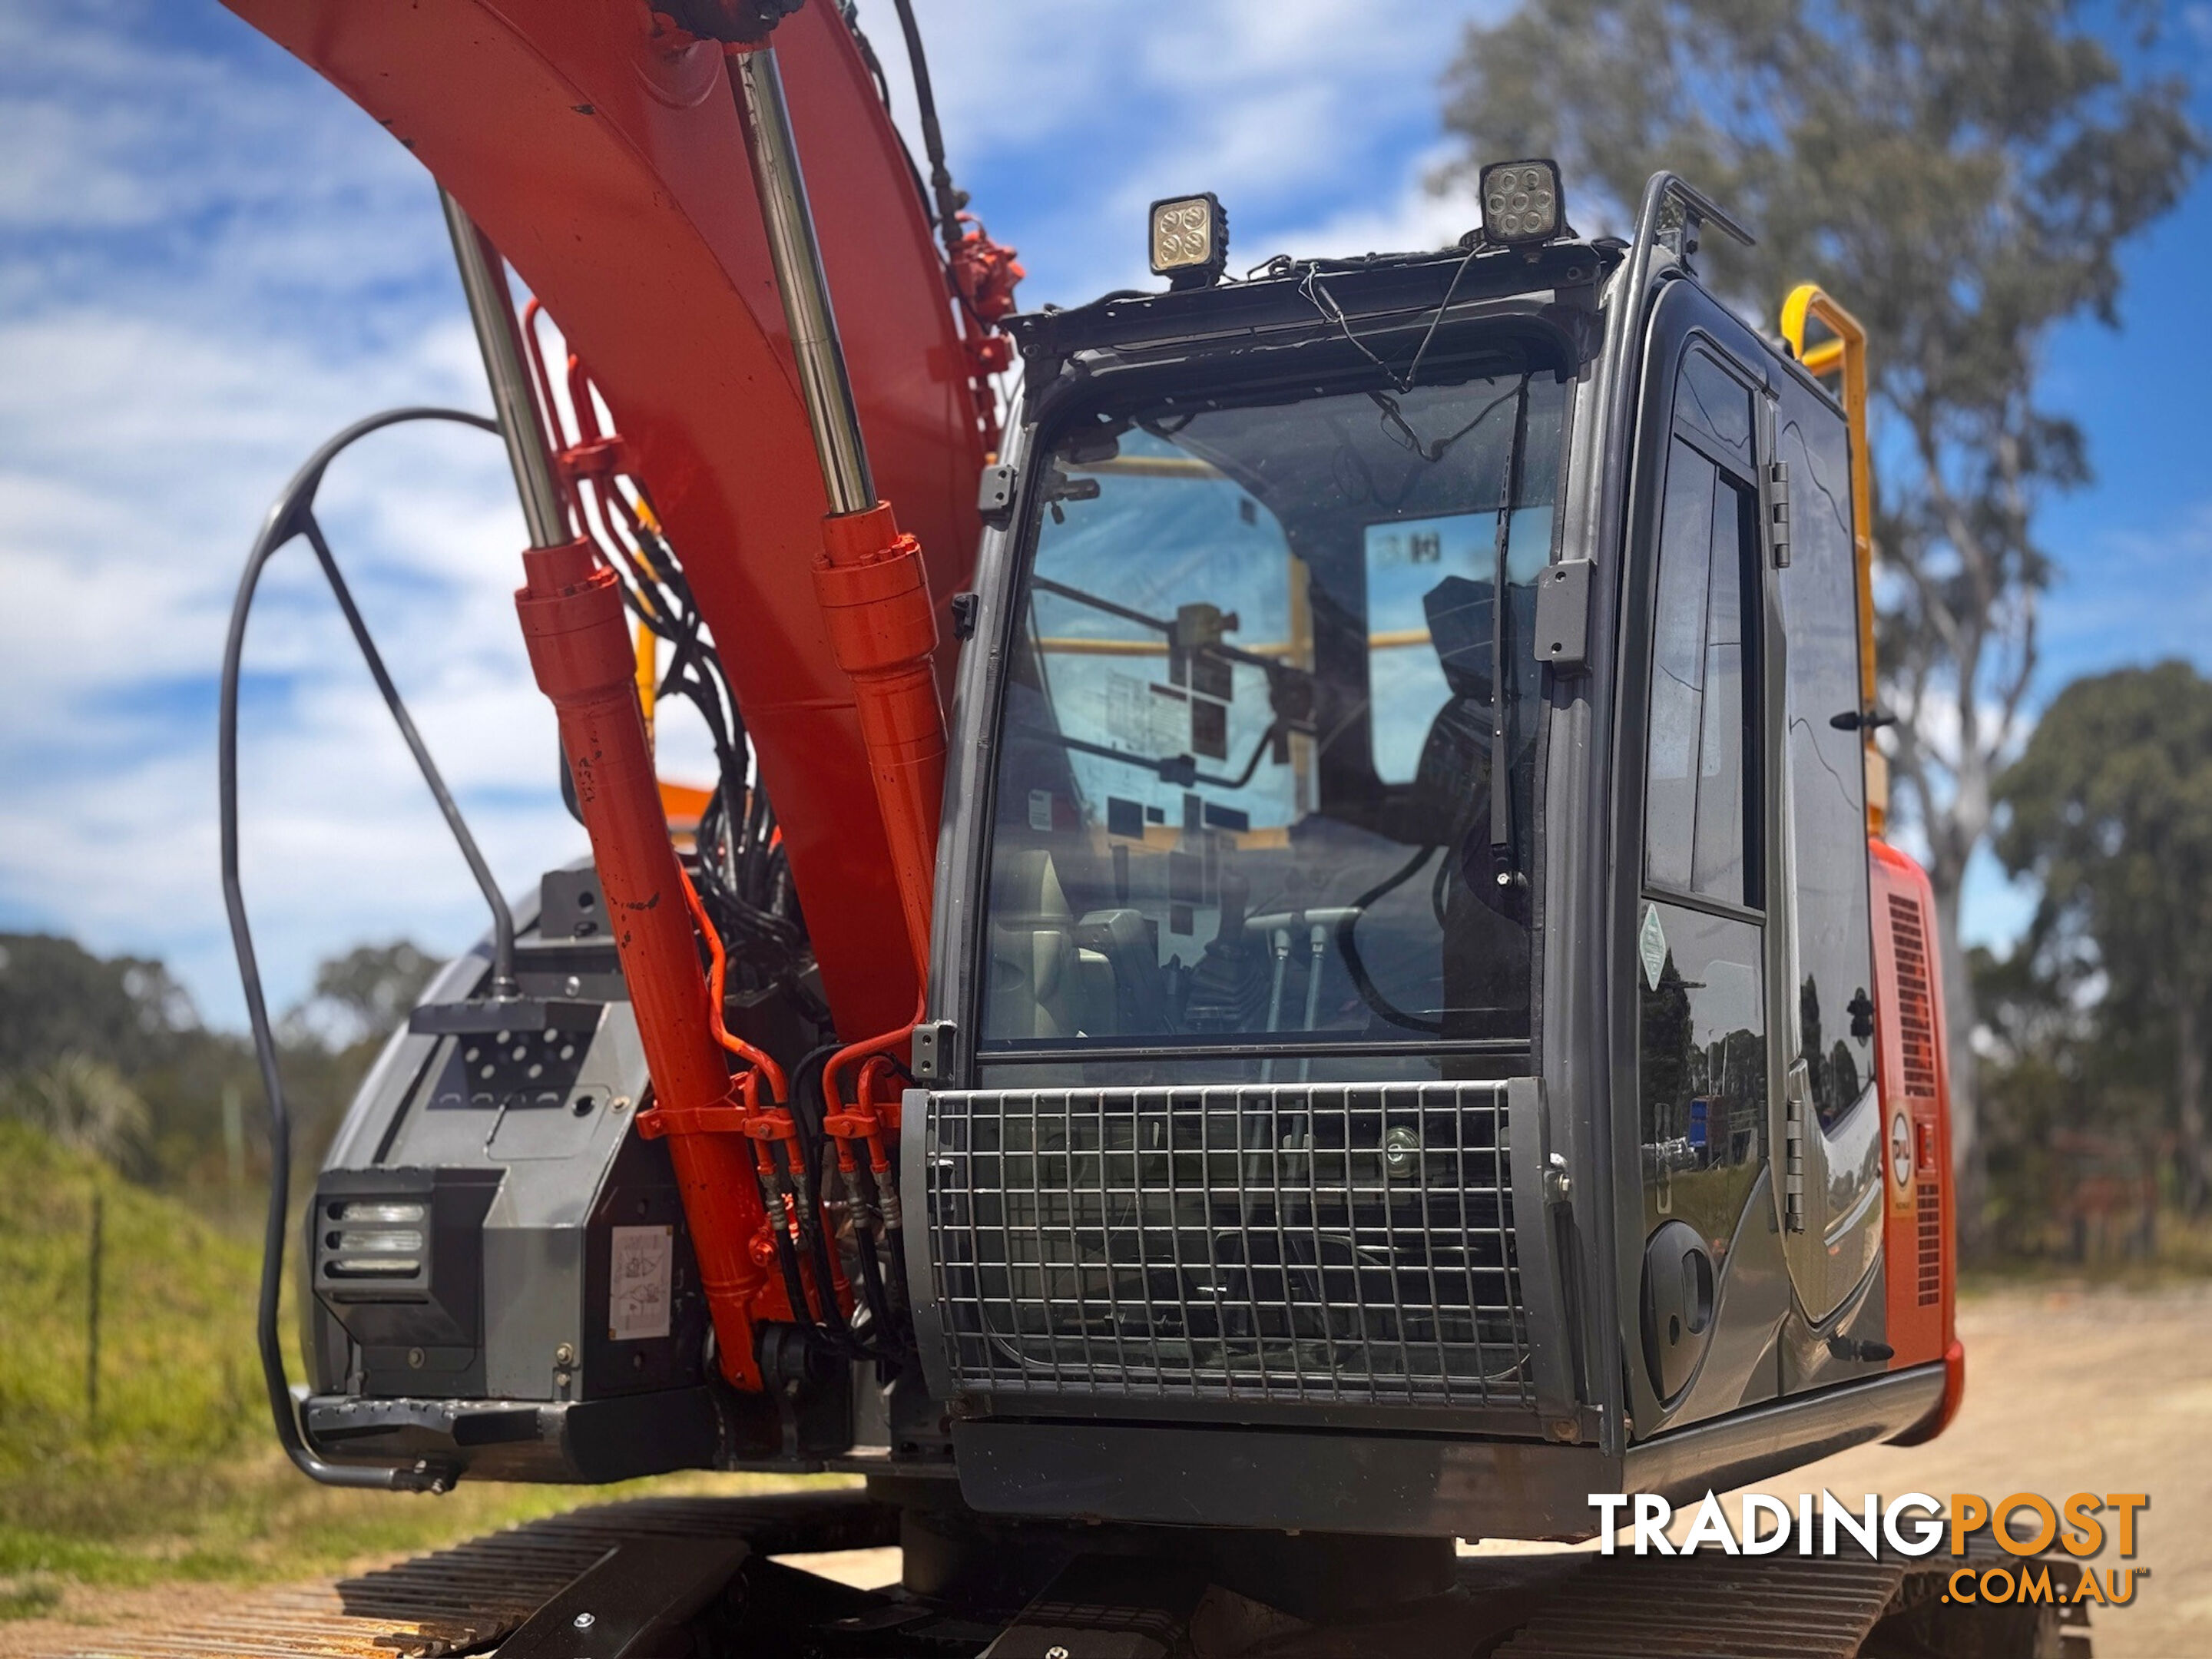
top-left (80, 1487), bottom-right (2088, 1659)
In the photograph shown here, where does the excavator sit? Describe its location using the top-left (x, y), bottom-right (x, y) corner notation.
top-left (190, 1), bottom-right (2065, 1654)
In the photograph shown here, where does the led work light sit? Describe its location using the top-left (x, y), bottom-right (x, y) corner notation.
top-left (1150, 192), bottom-right (1228, 288)
top-left (1480, 159), bottom-right (1564, 245)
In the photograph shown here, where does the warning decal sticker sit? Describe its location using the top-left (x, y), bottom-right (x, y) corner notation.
top-left (1639, 903), bottom-right (1670, 992)
top-left (609, 1224), bottom-right (672, 1342)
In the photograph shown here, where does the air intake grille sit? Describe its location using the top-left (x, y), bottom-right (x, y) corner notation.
top-left (1887, 893), bottom-right (1939, 1098)
top-left (1916, 1180), bottom-right (1942, 1306)
top-left (926, 1081), bottom-right (1532, 1409)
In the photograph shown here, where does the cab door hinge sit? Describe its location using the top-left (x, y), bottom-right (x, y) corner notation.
top-left (1783, 1061), bottom-right (1809, 1231)
top-left (977, 462), bottom-right (1018, 527)
top-left (1767, 459), bottom-right (1792, 568)
top-left (1533, 558), bottom-right (1593, 672)
top-left (911, 1020), bottom-right (959, 1084)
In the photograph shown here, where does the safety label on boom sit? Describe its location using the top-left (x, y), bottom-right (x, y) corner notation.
top-left (609, 1225), bottom-right (672, 1341)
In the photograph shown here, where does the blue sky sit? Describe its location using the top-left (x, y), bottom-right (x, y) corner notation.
top-left (0, 0), bottom-right (2206, 1027)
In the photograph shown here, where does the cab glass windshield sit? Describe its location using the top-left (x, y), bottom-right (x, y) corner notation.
top-left (977, 366), bottom-right (1566, 1063)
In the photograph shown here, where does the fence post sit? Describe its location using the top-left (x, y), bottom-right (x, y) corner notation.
top-left (86, 1186), bottom-right (103, 1434)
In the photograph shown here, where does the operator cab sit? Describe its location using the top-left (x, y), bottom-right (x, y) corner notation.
top-left (912, 169), bottom-right (1949, 1536)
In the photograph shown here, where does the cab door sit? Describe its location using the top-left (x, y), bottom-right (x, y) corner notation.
top-left (1769, 369), bottom-right (1884, 1323)
top-left (1624, 284), bottom-right (1781, 1420)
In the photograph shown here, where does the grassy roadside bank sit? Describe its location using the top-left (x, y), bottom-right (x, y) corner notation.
top-left (0, 1124), bottom-right (824, 1621)
top-left (8, 1114), bottom-right (2211, 1636)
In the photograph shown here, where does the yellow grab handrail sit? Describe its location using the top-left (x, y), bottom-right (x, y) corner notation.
top-left (1780, 283), bottom-right (1884, 834)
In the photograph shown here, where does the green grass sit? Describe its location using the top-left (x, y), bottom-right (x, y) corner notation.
top-left (0, 1124), bottom-right (830, 1617)
top-left (1959, 1213), bottom-right (2212, 1299)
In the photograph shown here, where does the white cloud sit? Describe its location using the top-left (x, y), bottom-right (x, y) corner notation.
top-left (13, 0), bottom-right (2144, 1026)
top-left (869, 0), bottom-right (1490, 299)
top-left (2040, 498), bottom-right (2212, 676)
top-left (0, 0), bottom-right (575, 1023)
top-left (1267, 142), bottom-right (1485, 261)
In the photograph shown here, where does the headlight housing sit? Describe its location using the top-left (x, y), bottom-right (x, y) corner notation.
top-left (1479, 159), bottom-right (1564, 246)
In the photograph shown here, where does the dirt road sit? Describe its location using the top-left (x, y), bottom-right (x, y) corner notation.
top-left (1730, 1279), bottom-right (2212, 1657)
top-left (5, 1280), bottom-right (2205, 1657)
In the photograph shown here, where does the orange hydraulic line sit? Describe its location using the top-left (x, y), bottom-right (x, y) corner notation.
top-left (823, 988), bottom-right (923, 1124)
top-left (677, 861), bottom-right (788, 1103)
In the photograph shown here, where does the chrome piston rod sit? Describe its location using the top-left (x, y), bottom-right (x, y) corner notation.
top-left (730, 47), bottom-right (878, 517)
top-left (439, 188), bottom-right (570, 550)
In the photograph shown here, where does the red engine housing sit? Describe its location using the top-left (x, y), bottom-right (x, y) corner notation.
top-left (1870, 837), bottom-right (1964, 1440)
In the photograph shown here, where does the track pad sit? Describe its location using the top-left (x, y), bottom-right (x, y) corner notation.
top-left (495, 1536), bottom-right (747, 1659)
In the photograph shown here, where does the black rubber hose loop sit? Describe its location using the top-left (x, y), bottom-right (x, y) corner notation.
top-left (222, 406), bottom-right (499, 1491)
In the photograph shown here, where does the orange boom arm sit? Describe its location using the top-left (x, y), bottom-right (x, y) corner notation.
top-left (223, 0), bottom-right (988, 1041)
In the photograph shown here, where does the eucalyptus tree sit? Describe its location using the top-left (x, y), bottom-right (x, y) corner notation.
top-left (1995, 661), bottom-right (2212, 1215)
top-left (1439, 0), bottom-right (2203, 1219)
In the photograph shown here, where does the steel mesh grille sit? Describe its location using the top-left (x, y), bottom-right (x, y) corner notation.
top-left (926, 1081), bottom-right (1533, 1409)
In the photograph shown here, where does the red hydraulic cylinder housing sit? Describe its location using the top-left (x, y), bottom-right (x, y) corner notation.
top-left (813, 502), bottom-right (946, 975)
top-left (514, 538), bottom-right (776, 1392)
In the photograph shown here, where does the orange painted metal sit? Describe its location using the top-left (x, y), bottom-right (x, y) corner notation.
top-left (813, 502), bottom-right (946, 975)
top-left (515, 538), bottom-right (777, 1391)
top-left (811, 498), bottom-right (947, 1131)
top-left (224, 0), bottom-right (988, 1044)
top-left (1869, 836), bottom-right (1962, 1442)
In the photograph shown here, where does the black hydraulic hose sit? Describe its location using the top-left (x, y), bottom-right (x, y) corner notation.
top-left (884, 1214), bottom-right (913, 1320)
top-left (296, 514), bottom-right (519, 998)
top-left (887, 0), bottom-right (963, 263)
top-left (763, 1179), bottom-right (820, 1333)
top-left (221, 406), bottom-right (498, 1492)
top-left (850, 1214), bottom-right (897, 1345)
top-left (784, 1047), bottom-right (855, 1342)
top-left (790, 1044), bottom-right (899, 1360)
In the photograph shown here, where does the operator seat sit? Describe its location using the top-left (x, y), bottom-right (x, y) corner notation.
top-left (986, 848), bottom-right (1115, 1040)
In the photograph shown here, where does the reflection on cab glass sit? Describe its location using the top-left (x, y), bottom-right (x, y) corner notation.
top-left (1638, 900), bottom-right (1767, 1251)
top-left (981, 369), bottom-right (1565, 1061)
top-left (1366, 508), bottom-right (1555, 783)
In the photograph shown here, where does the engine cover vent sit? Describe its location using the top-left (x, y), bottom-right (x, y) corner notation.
top-left (1916, 1180), bottom-right (1943, 1307)
top-left (1886, 892), bottom-right (1939, 1099)
top-left (924, 1081), bottom-right (1534, 1411)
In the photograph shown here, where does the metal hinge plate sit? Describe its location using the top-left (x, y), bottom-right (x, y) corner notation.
top-left (977, 462), bottom-right (1018, 525)
top-left (1783, 1082), bottom-right (1806, 1231)
top-left (911, 1020), bottom-right (958, 1084)
top-left (1767, 459), bottom-right (1792, 567)
top-left (1533, 558), bottom-right (1594, 671)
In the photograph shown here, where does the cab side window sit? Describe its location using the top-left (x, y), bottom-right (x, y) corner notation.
top-left (1644, 353), bottom-right (1762, 910)
top-left (1776, 392), bottom-right (1878, 1130)
top-left (1637, 346), bottom-right (1768, 1255)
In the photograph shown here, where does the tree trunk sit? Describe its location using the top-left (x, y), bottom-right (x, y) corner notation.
top-left (1930, 874), bottom-right (1985, 1250)
top-left (2175, 998), bottom-right (2210, 1217)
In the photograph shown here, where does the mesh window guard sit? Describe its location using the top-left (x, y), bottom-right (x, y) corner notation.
top-left (926, 1081), bottom-right (1534, 1409)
